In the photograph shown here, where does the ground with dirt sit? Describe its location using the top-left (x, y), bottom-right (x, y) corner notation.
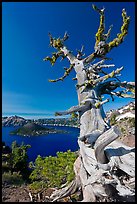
top-left (2, 184), bottom-right (30, 202)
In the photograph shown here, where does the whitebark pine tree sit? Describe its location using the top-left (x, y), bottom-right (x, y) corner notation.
top-left (43, 4), bottom-right (135, 202)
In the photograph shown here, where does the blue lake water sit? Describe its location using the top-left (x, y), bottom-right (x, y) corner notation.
top-left (2, 125), bottom-right (80, 162)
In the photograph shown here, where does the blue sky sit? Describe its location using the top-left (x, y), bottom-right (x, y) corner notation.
top-left (2, 2), bottom-right (135, 119)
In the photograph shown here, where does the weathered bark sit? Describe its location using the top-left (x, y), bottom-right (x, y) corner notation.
top-left (94, 126), bottom-right (121, 163)
top-left (55, 104), bottom-right (88, 116)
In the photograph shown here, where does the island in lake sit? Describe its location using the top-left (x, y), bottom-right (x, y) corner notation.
top-left (10, 122), bottom-right (68, 136)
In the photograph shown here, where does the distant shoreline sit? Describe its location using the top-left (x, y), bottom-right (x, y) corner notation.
top-left (43, 124), bottom-right (80, 128)
top-left (2, 115), bottom-right (79, 128)
top-left (2, 115), bottom-right (69, 120)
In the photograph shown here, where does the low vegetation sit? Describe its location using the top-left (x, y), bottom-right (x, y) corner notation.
top-left (2, 141), bottom-right (31, 184)
top-left (29, 150), bottom-right (78, 190)
top-left (109, 112), bottom-right (119, 125)
top-left (2, 141), bottom-right (78, 192)
top-left (2, 171), bottom-right (25, 186)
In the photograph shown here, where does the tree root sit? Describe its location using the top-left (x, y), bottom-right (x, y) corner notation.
top-left (50, 179), bottom-right (80, 202)
top-left (49, 140), bottom-right (135, 202)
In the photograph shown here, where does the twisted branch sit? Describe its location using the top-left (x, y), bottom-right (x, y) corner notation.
top-left (108, 9), bottom-right (130, 51)
top-left (98, 80), bottom-right (135, 100)
top-left (83, 6), bottom-right (130, 64)
top-left (110, 91), bottom-right (135, 99)
top-left (77, 66), bottom-right (124, 90)
top-left (43, 50), bottom-right (64, 66)
top-left (93, 66), bottom-right (124, 85)
top-left (55, 104), bottom-right (88, 116)
top-left (48, 64), bottom-right (74, 82)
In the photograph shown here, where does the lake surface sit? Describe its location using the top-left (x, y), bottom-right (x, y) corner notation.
top-left (2, 125), bottom-right (80, 162)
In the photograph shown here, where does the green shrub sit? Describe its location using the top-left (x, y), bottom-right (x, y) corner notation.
top-left (11, 141), bottom-right (31, 173)
top-left (29, 181), bottom-right (46, 191)
top-left (2, 171), bottom-right (25, 185)
top-left (120, 127), bottom-right (125, 133)
top-left (2, 141), bottom-right (31, 183)
top-left (128, 118), bottom-right (135, 127)
top-left (110, 113), bottom-right (118, 125)
top-left (29, 150), bottom-right (77, 189)
top-left (2, 161), bottom-right (11, 172)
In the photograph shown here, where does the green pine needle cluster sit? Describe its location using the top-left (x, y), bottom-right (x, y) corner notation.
top-left (29, 150), bottom-right (78, 190)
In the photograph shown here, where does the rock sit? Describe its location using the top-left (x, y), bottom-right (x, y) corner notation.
top-left (2, 115), bottom-right (28, 127)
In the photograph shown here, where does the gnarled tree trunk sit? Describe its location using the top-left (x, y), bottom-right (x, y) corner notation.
top-left (43, 5), bottom-right (135, 202)
top-left (49, 54), bottom-right (135, 202)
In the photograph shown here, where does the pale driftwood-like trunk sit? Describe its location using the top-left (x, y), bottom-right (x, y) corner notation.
top-left (48, 47), bottom-right (135, 202)
top-left (43, 6), bottom-right (134, 201)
